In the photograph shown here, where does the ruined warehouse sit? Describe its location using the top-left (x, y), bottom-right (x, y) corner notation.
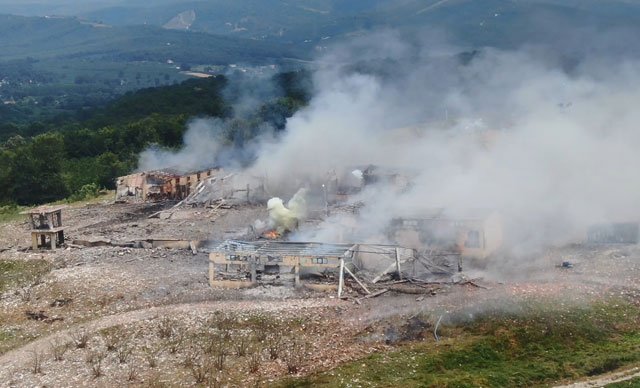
top-left (389, 209), bottom-right (503, 259)
top-left (116, 167), bottom-right (221, 202)
top-left (209, 240), bottom-right (415, 294)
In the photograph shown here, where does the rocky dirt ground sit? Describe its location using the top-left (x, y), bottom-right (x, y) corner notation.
top-left (0, 198), bottom-right (639, 387)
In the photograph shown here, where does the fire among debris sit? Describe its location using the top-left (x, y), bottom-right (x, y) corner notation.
top-left (261, 230), bottom-right (281, 240)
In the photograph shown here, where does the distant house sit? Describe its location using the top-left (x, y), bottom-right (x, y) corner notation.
top-left (388, 209), bottom-right (503, 259)
top-left (116, 167), bottom-right (221, 202)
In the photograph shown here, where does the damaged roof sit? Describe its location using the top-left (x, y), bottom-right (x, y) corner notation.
top-left (210, 240), bottom-right (357, 257)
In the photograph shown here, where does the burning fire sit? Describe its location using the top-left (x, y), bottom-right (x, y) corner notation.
top-left (262, 230), bottom-right (281, 240)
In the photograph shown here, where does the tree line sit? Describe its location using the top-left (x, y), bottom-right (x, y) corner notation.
top-left (0, 71), bottom-right (311, 205)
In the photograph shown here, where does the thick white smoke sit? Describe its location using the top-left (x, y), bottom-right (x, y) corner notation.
top-left (265, 188), bottom-right (308, 233)
top-left (134, 29), bottom-right (640, 256)
top-left (137, 118), bottom-right (225, 173)
top-left (247, 31), bottom-right (640, 254)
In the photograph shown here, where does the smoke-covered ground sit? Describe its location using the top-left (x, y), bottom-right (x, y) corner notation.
top-left (139, 28), bottom-right (640, 258)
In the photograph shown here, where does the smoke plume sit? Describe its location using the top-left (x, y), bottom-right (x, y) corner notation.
top-left (264, 188), bottom-right (308, 233)
top-left (246, 30), bottom-right (640, 255)
top-left (137, 118), bottom-right (226, 173)
top-left (137, 25), bottom-right (640, 259)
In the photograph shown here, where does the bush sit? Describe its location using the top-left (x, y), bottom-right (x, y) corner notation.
top-left (116, 342), bottom-right (132, 364)
top-left (70, 330), bottom-right (90, 349)
top-left (67, 183), bottom-right (101, 202)
top-left (29, 350), bottom-right (44, 374)
top-left (284, 340), bottom-right (307, 374)
top-left (0, 204), bottom-right (22, 223)
top-left (50, 338), bottom-right (69, 361)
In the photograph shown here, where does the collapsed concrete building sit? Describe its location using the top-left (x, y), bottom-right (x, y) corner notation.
top-left (388, 209), bottom-right (503, 259)
top-left (116, 167), bottom-right (268, 206)
top-left (182, 172), bottom-right (267, 206)
top-left (116, 168), bottom-right (222, 202)
top-left (208, 240), bottom-right (415, 295)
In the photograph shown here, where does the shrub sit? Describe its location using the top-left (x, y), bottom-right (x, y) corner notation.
top-left (117, 343), bottom-right (132, 364)
top-left (283, 340), bottom-right (307, 374)
top-left (127, 363), bottom-right (139, 382)
top-left (144, 345), bottom-right (162, 368)
top-left (89, 351), bottom-right (106, 378)
top-left (71, 330), bottom-right (90, 349)
top-left (29, 350), bottom-right (44, 374)
top-left (100, 327), bottom-right (122, 351)
top-left (50, 338), bottom-right (69, 361)
top-left (266, 333), bottom-right (283, 360)
top-left (247, 346), bottom-right (262, 374)
top-left (68, 183), bottom-right (101, 202)
top-left (157, 317), bottom-right (174, 339)
top-left (234, 333), bottom-right (249, 357)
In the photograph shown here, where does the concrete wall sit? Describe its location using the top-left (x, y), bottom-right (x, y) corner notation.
top-left (391, 213), bottom-right (504, 259)
top-left (117, 168), bottom-right (222, 202)
top-left (116, 173), bottom-right (146, 201)
top-left (454, 213), bottom-right (503, 259)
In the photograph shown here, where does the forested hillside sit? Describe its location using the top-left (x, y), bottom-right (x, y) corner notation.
top-left (0, 70), bottom-right (311, 205)
top-left (0, 14), bottom-right (306, 63)
top-left (65, 0), bottom-right (640, 49)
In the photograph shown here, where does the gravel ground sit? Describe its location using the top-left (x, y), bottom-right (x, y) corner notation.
top-left (1, 200), bottom-right (639, 386)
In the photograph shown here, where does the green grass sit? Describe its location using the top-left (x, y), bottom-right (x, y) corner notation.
top-left (0, 326), bottom-right (39, 355)
top-left (607, 377), bottom-right (640, 387)
top-left (0, 205), bottom-right (25, 223)
top-left (0, 259), bottom-right (52, 354)
top-left (0, 190), bottom-right (113, 225)
top-left (279, 302), bottom-right (640, 388)
top-left (0, 259), bottom-right (52, 293)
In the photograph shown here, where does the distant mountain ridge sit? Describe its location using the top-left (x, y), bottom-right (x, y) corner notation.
top-left (2, 0), bottom-right (640, 63)
top-left (163, 9), bottom-right (196, 30)
top-left (71, 0), bottom-right (640, 49)
top-left (0, 13), bottom-right (306, 64)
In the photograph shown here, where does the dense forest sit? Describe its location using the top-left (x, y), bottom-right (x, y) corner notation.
top-left (0, 70), bottom-right (311, 206)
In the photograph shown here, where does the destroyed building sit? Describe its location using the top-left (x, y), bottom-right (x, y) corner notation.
top-left (182, 172), bottom-right (267, 206)
top-left (328, 165), bottom-right (415, 203)
top-left (388, 209), bottom-right (503, 259)
top-left (115, 167), bottom-right (221, 202)
top-left (587, 222), bottom-right (640, 244)
top-left (208, 240), bottom-right (415, 295)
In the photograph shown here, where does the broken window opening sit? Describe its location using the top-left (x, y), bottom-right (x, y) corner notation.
top-left (465, 230), bottom-right (481, 248)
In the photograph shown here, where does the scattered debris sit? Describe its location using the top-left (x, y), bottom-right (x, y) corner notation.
top-left (434, 315), bottom-right (443, 342)
top-left (25, 310), bottom-right (48, 320)
top-left (24, 310), bottom-right (63, 323)
top-left (49, 298), bottom-right (72, 307)
top-left (72, 237), bottom-right (112, 247)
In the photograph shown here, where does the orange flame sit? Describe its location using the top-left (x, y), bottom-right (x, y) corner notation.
top-left (262, 230), bottom-right (281, 239)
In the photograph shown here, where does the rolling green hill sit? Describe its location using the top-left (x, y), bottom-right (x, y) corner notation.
top-left (3, 1), bottom-right (640, 53)
top-left (74, 0), bottom-right (640, 49)
top-left (0, 69), bottom-right (312, 205)
top-left (0, 13), bottom-right (308, 134)
top-left (0, 14), bottom-right (306, 64)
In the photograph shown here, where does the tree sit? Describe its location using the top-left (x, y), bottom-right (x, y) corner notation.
top-left (95, 152), bottom-right (127, 189)
top-left (11, 133), bottom-right (68, 204)
top-left (0, 149), bottom-right (13, 203)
